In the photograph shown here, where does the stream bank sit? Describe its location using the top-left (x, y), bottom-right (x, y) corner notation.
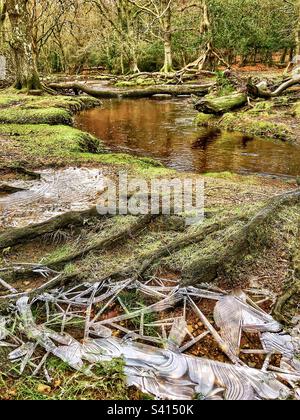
top-left (0, 86), bottom-right (299, 400)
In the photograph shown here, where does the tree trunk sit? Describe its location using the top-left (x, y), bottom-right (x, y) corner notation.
top-left (5, 0), bottom-right (42, 90)
top-left (160, 3), bottom-right (173, 73)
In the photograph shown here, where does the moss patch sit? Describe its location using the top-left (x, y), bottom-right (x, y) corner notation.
top-left (22, 95), bottom-right (101, 113)
top-left (293, 102), bottom-right (300, 117)
top-left (0, 107), bottom-right (73, 125)
top-left (115, 78), bottom-right (154, 88)
top-left (0, 95), bottom-right (24, 108)
top-left (217, 113), bottom-right (293, 142)
top-left (195, 112), bottom-right (217, 126)
top-left (0, 124), bottom-right (106, 158)
top-left (0, 122), bottom-right (172, 173)
top-left (0, 358), bottom-right (133, 400)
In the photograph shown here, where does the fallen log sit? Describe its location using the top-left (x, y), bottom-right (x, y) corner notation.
top-left (182, 189), bottom-right (300, 285)
top-left (48, 82), bottom-right (212, 99)
top-left (195, 93), bottom-right (247, 115)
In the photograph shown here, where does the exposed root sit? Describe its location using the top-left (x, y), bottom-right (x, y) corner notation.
top-left (273, 223), bottom-right (300, 323)
top-left (47, 214), bottom-right (157, 270)
top-left (0, 165), bottom-right (41, 180)
top-left (183, 189), bottom-right (300, 285)
top-left (0, 207), bottom-right (101, 250)
top-left (98, 215), bottom-right (245, 282)
top-left (0, 185), bottom-right (26, 194)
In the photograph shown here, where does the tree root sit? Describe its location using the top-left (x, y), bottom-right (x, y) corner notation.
top-left (273, 280), bottom-right (300, 324)
top-left (182, 189), bottom-right (300, 285)
top-left (0, 207), bottom-right (101, 250)
top-left (0, 185), bottom-right (26, 194)
top-left (0, 165), bottom-right (41, 180)
top-left (47, 214), bottom-right (157, 270)
top-left (273, 223), bottom-right (300, 323)
top-left (97, 215), bottom-right (244, 283)
top-left (247, 75), bottom-right (300, 99)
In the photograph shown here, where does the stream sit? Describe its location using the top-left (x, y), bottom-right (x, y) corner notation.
top-left (76, 97), bottom-right (300, 178)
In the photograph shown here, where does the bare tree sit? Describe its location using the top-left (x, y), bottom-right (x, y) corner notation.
top-left (129, 0), bottom-right (174, 73)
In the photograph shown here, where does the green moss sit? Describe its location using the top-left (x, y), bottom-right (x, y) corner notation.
top-left (43, 244), bottom-right (74, 264)
top-left (115, 78), bottom-right (154, 88)
top-left (0, 107), bottom-right (73, 125)
top-left (293, 102), bottom-right (300, 117)
top-left (0, 124), bottom-right (106, 158)
top-left (0, 122), bottom-right (173, 173)
top-left (0, 358), bottom-right (130, 400)
top-left (203, 171), bottom-right (235, 179)
top-left (249, 101), bottom-right (274, 114)
top-left (115, 81), bottom-right (137, 88)
top-left (0, 95), bottom-right (24, 108)
top-left (195, 112), bottom-right (216, 126)
top-left (23, 96), bottom-right (101, 113)
top-left (79, 152), bottom-right (174, 176)
top-left (219, 113), bottom-right (293, 142)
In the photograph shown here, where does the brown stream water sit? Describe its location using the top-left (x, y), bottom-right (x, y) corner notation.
top-left (75, 98), bottom-right (300, 177)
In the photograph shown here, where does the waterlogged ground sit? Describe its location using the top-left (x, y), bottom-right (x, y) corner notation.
top-left (76, 98), bottom-right (300, 177)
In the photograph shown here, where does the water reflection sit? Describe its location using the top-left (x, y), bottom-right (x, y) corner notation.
top-left (75, 98), bottom-right (300, 177)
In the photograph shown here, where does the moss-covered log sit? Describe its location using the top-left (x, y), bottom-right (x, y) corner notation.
top-left (195, 93), bottom-right (247, 115)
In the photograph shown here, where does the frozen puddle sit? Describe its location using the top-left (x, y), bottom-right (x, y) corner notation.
top-left (0, 167), bottom-right (104, 228)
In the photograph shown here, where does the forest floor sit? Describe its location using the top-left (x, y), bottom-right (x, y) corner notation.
top-left (0, 83), bottom-right (299, 400)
